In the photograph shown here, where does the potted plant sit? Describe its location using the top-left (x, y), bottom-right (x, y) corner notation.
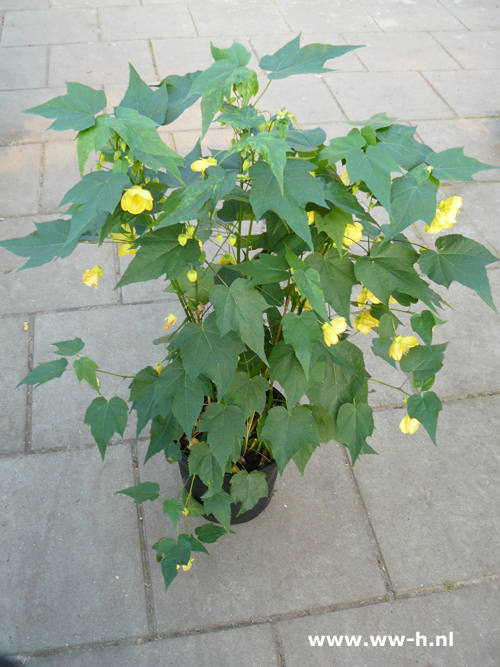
top-left (2, 36), bottom-right (497, 591)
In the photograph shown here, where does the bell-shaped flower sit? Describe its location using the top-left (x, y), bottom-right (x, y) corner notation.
top-left (82, 264), bottom-right (104, 289)
top-left (110, 223), bottom-right (138, 257)
top-left (178, 234), bottom-right (188, 246)
top-left (354, 310), bottom-right (379, 334)
top-left (389, 334), bottom-right (418, 361)
top-left (425, 196), bottom-right (463, 234)
top-left (187, 269), bottom-right (198, 282)
top-left (120, 185), bottom-right (153, 215)
top-left (307, 211), bottom-right (315, 226)
top-left (177, 557), bottom-right (194, 572)
top-left (399, 414), bottom-right (420, 434)
top-left (322, 317), bottom-right (347, 347)
top-left (191, 157), bottom-right (217, 177)
top-left (357, 287), bottom-right (381, 307)
top-left (164, 314), bottom-right (178, 331)
top-left (343, 222), bottom-right (363, 246)
top-left (218, 253), bottom-right (236, 266)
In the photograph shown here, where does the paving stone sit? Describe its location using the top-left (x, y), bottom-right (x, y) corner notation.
top-left (279, 0), bottom-right (381, 33)
top-left (359, 0), bottom-right (465, 32)
top-left (24, 624), bottom-right (281, 667)
top-left (0, 0), bottom-right (48, 7)
top-left (0, 216), bottom-right (120, 315)
top-left (41, 140), bottom-right (81, 214)
top-left (277, 581), bottom-right (500, 666)
top-left (323, 71), bottom-right (455, 122)
top-left (0, 444), bottom-right (148, 654)
top-left (353, 396), bottom-right (500, 590)
top-left (0, 46), bottom-right (47, 91)
top-left (432, 30), bottom-right (500, 70)
top-left (423, 70), bottom-right (500, 118)
top-left (0, 88), bottom-right (72, 146)
top-left (342, 31), bottom-right (461, 71)
top-left (1, 8), bottom-right (97, 47)
top-left (49, 41), bottom-right (156, 88)
top-left (30, 299), bottom-right (181, 450)
top-left (0, 144), bottom-right (41, 218)
top-left (190, 1), bottom-right (290, 36)
top-left (138, 442), bottom-right (386, 634)
top-left (439, 0), bottom-right (500, 31)
top-left (415, 118), bottom-right (500, 183)
top-left (98, 5), bottom-right (196, 41)
top-left (0, 317), bottom-right (29, 454)
top-left (169, 126), bottom-right (237, 157)
top-left (53, 0), bottom-right (139, 6)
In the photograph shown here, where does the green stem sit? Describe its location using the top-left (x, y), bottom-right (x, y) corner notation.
top-left (368, 377), bottom-right (411, 396)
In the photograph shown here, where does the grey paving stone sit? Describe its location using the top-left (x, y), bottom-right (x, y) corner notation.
top-left (415, 118), bottom-right (500, 183)
top-left (432, 30), bottom-right (500, 70)
top-left (1, 8), bottom-right (98, 47)
top-left (359, 0), bottom-right (465, 32)
top-left (138, 443), bottom-right (387, 634)
top-left (279, 0), bottom-right (381, 33)
top-left (0, 46), bottom-right (47, 91)
top-left (98, 5), bottom-right (196, 41)
top-left (0, 216), bottom-right (120, 316)
top-left (25, 624), bottom-right (280, 667)
top-left (53, 0), bottom-right (139, 6)
top-left (423, 70), bottom-right (500, 118)
top-left (323, 72), bottom-right (455, 122)
top-left (353, 396), bottom-right (500, 590)
top-left (169, 127), bottom-right (235, 157)
top-left (0, 317), bottom-right (29, 454)
top-left (0, 444), bottom-right (148, 654)
top-left (30, 299), bottom-right (181, 450)
top-left (41, 140), bottom-right (81, 214)
top-left (0, 144), bottom-right (41, 217)
top-left (0, 0), bottom-right (48, 7)
top-left (0, 88), bottom-right (72, 146)
top-left (342, 31), bottom-right (461, 71)
top-left (189, 1), bottom-right (290, 36)
top-left (440, 0), bottom-right (500, 31)
top-left (277, 581), bottom-right (500, 666)
top-left (49, 41), bottom-right (156, 88)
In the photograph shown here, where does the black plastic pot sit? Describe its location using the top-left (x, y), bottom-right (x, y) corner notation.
top-left (178, 454), bottom-right (279, 525)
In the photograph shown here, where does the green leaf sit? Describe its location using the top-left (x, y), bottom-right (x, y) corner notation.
top-left (145, 412), bottom-right (183, 464)
top-left (400, 343), bottom-right (448, 382)
top-left (162, 71), bottom-right (202, 125)
top-left (188, 441), bottom-right (224, 497)
top-left (17, 358), bottom-right (68, 388)
top-left (23, 82), bottom-right (106, 131)
top-left (337, 401), bottom-right (374, 464)
top-left (294, 268), bottom-right (329, 320)
top-left (345, 144), bottom-right (401, 214)
top-left (410, 310), bottom-right (439, 347)
top-left (361, 125), bottom-right (377, 146)
top-left (322, 180), bottom-right (376, 223)
top-left (407, 391), bottom-right (442, 444)
top-left (304, 249), bottom-right (356, 320)
top-left (210, 278), bottom-right (269, 364)
top-left (129, 366), bottom-right (166, 436)
top-left (153, 535), bottom-right (192, 589)
top-left (217, 104), bottom-right (264, 129)
top-left (76, 114), bottom-right (114, 176)
top-left (197, 403), bottom-right (247, 470)
top-left (84, 396), bottom-right (128, 459)
top-left (211, 40), bottom-right (252, 66)
top-left (222, 372), bottom-right (269, 419)
top-left (292, 441), bottom-right (318, 475)
top-left (269, 342), bottom-right (323, 407)
top-left (162, 498), bottom-right (184, 530)
top-left (202, 489), bottom-right (232, 530)
top-left (157, 361), bottom-right (205, 437)
top-left (284, 245), bottom-right (306, 271)
top-left (116, 225), bottom-right (201, 288)
top-left (427, 147), bottom-right (497, 181)
top-left (386, 175), bottom-right (437, 239)
top-left (117, 481), bottom-right (160, 503)
top-left (355, 241), bottom-right (435, 309)
top-left (309, 402), bottom-right (341, 443)
top-left (315, 207), bottom-right (352, 258)
top-left (321, 131), bottom-right (366, 164)
top-left (347, 112), bottom-right (398, 131)
top-left (283, 127), bottom-right (326, 152)
top-left (235, 133), bottom-right (289, 192)
top-left (282, 311), bottom-right (321, 375)
top-left (195, 523), bottom-right (231, 544)
top-left (119, 63), bottom-right (169, 124)
top-left (377, 313), bottom-right (398, 346)
top-left (249, 159), bottom-right (326, 250)
top-left (52, 338), bottom-right (85, 356)
top-left (0, 219), bottom-right (79, 269)
top-left (261, 405), bottom-right (319, 473)
top-left (377, 124), bottom-right (432, 170)
top-left (180, 532), bottom-right (209, 554)
top-left (259, 34), bottom-right (361, 80)
top-left (230, 470), bottom-right (268, 516)
top-left (237, 253), bottom-right (290, 286)
top-left (419, 234), bottom-right (498, 312)
top-left (73, 356), bottom-right (99, 391)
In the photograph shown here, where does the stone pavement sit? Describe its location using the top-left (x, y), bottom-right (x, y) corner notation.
top-left (1, 0), bottom-right (500, 665)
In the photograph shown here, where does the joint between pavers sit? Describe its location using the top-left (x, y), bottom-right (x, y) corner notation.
top-left (273, 1), bottom-right (293, 34)
top-left (320, 77), bottom-right (349, 123)
top-left (394, 571), bottom-right (500, 601)
top-left (418, 71), bottom-right (459, 119)
top-left (24, 313), bottom-right (35, 453)
top-left (428, 31), bottom-right (465, 71)
top-left (186, 5), bottom-right (199, 38)
top-left (45, 45), bottom-right (50, 88)
top-left (148, 40), bottom-right (159, 82)
top-left (271, 623), bottom-right (286, 667)
top-left (434, 0), bottom-right (471, 32)
top-left (96, 7), bottom-right (101, 43)
top-left (356, 0), bottom-right (385, 33)
top-left (0, 11), bottom-right (5, 45)
top-left (37, 142), bottom-right (46, 214)
top-left (112, 244), bottom-right (124, 305)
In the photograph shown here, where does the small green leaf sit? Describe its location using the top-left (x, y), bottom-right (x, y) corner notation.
top-left (117, 481), bottom-right (160, 503)
top-left (162, 71), bottom-right (202, 125)
top-left (145, 412), bottom-right (183, 464)
top-left (197, 403), bottom-right (247, 470)
top-left (345, 144), bottom-right (401, 214)
top-left (407, 391), bottom-right (442, 444)
top-left (119, 63), bottom-right (169, 124)
top-left (321, 131), bottom-right (366, 164)
top-left (84, 396), bottom-right (128, 459)
top-left (76, 115), bottom-right (114, 176)
top-left (294, 268), bottom-right (328, 320)
top-left (17, 358), bottom-right (68, 388)
top-left (0, 219), bottom-right (78, 269)
top-left (181, 533), bottom-right (210, 554)
top-left (377, 124), bottom-right (432, 171)
top-left (347, 112), bottom-right (398, 130)
top-left (261, 405), bottom-right (319, 473)
top-left (230, 470), bottom-right (268, 516)
top-left (73, 356), bottom-right (100, 391)
top-left (282, 311), bottom-right (321, 375)
top-left (377, 313), bottom-right (398, 346)
top-left (162, 498), bottom-right (184, 529)
top-left (410, 310), bottom-right (439, 347)
top-left (387, 175), bottom-right (437, 240)
top-left (304, 249), bottom-right (356, 321)
top-left (222, 372), bottom-right (269, 419)
top-left (195, 523), bottom-right (232, 544)
top-left (427, 147), bottom-right (497, 181)
top-left (269, 342), bottom-right (323, 407)
top-left (234, 133), bottom-right (289, 192)
top-left (24, 82), bottom-right (106, 131)
top-left (52, 337), bottom-right (85, 356)
top-left (202, 489), bottom-right (233, 530)
top-left (211, 41), bottom-right (252, 66)
top-left (292, 441), bottom-right (318, 475)
top-left (315, 207), bottom-right (352, 258)
top-left (188, 441), bottom-right (224, 497)
top-left (400, 343), bottom-right (448, 382)
top-left (129, 366), bottom-right (166, 436)
top-left (337, 401), bottom-right (374, 464)
top-left (238, 253), bottom-right (290, 286)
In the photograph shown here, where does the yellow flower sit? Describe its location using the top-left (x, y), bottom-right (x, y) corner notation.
top-left (302, 299), bottom-right (313, 311)
top-left (178, 234), bottom-right (187, 246)
top-left (177, 557), bottom-right (194, 572)
top-left (389, 335), bottom-right (418, 361)
top-left (154, 362), bottom-right (163, 376)
top-left (307, 211), bottom-right (315, 226)
top-left (228, 235), bottom-right (237, 246)
top-left (218, 253), bottom-right (236, 266)
top-left (399, 414), bottom-right (420, 435)
top-left (343, 222), bottom-right (363, 247)
top-left (322, 317), bottom-right (347, 347)
top-left (186, 225), bottom-right (195, 239)
top-left (23, 322), bottom-right (29, 331)
top-left (187, 269), bottom-right (198, 282)
top-left (354, 310), bottom-right (379, 334)
top-left (82, 264), bottom-right (104, 289)
top-left (110, 223), bottom-right (138, 257)
top-left (120, 185), bottom-right (153, 215)
top-left (191, 157), bottom-right (217, 177)
top-left (216, 233), bottom-right (224, 244)
top-left (340, 169), bottom-right (350, 186)
top-left (357, 287), bottom-right (381, 307)
top-left (198, 239), bottom-right (203, 250)
top-left (425, 196), bottom-right (463, 234)
top-left (164, 314), bottom-right (178, 331)
top-left (389, 296), bottom-right (397, 304)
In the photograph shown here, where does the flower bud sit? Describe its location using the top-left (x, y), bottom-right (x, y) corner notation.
top-left (187, 269), bottom-right (198, 282)
top-left (99, 152), bottom-right (106, 165)
top-left (228, 235), bottom-right (236, 246)
top-left (186, 225), bottom-right (195, 239)
top-left (119, 140), bottom-right (126, 152)
top-left (242, 159), bottom-right (250, 171)
top-left (113, 151), bottom-right (121, 162)
top-left (216, 233), bottom-right (224, 244)
top-left (178, 234), bottom-right (188, 246)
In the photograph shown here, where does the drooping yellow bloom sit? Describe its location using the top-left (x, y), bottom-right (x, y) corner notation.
top-left (354, 310), bottom-right (379, 334)
top-left (425, 196), bottom-right (463, 234)
top-left (164, 314), bottom-right (178, 331)
top-left (23, 322), bottom-right (29, 331)
top-left (322, 317), bottom-right (347, 347)
top-left (177, 557), bottom-right (194, 572)
top-left (343, 222), bottom-right (363, 247)
top-left (191, 157), bottom-right (217, 177)
top-left (154, 362), bottom-right (163, 376)
top-left (82, 264), bottom-right (104, 289)
top-left (228, 235), bottom-right (237, 246)
top-left (187, 269), bottom-right (198, 282)
top-left (110, 223), bottom-right (138, 257)
top-left (389, 296), bottom-right (397, 305)
top-left (357, 287), bottom-right (381, 307)
top-left (178, 234), bottom-right (187, 246)
top-left (389, 335), bottom-right (418, 361)
top-left (340, 169), bottom-right (350, 186)
top-left (302, 299), bottom-right (313, 311)
top-left (307, 211), bottom-right (315, 226)
top-left (399, 414), bottom-right (420, 435)
top-left (218, 253), bottom-right (236, 266)
top-left (120, 185), bottom-right (153, 215)
top-left (198, 239), bottom-right (203, 250)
